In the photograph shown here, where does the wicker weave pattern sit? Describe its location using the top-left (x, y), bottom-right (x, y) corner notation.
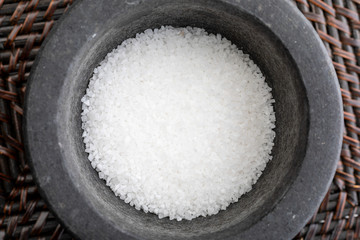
top-left (293, 0), bottom-right (360, 239)
top-left (0, 1), bottom-right (73, 239)
top-left (0, 0), bottom-right (358, 239)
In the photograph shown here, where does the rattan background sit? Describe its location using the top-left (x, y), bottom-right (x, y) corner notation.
top-left (0, 0), bottom-right (358, 239)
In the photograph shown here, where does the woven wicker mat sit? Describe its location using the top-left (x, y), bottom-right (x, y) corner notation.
top-left (0, 0), bottom-right (359, 239)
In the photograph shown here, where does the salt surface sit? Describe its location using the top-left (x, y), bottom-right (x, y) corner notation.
top-left (81, 26), bottom-right (276, 221)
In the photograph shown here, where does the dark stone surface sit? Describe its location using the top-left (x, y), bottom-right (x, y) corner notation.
top-left (24, 0), bottom-right (343, 239)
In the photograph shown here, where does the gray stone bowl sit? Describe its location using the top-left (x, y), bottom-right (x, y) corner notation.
top-left (24, 0), bottom-right (343, 239)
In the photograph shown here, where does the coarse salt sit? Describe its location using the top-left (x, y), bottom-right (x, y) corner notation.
top-left (81, 26), bottom-right (276, 221)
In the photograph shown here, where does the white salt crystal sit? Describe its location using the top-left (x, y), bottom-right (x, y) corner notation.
top-left (81, 26), bottom-right (275, 221)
